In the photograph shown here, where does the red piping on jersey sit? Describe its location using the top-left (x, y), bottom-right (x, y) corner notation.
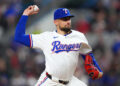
top-left (29, 35), bottom-right (32, 48)
top-left (38, 76), bottom-right (48, 86)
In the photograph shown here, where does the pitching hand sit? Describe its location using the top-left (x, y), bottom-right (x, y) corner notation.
top-left (23, 5), bottom-right (39, 16)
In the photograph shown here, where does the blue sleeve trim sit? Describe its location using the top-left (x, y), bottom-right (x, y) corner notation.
top-left (81, 53), bottom-right (102, 72)
top-left (14, 15), bottom-right (31, 47)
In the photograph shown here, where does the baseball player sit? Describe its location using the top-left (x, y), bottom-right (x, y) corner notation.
top-left (14, 5), bottom-right (103, 86)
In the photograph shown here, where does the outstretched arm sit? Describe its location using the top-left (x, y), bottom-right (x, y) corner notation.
top-left (81, 53), bottom-right (103, 80)
top-left (14, 5), bottom-right (39, 47)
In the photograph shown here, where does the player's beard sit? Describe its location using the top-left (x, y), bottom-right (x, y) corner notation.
top-left (59, 25), bottom-right (72, 33)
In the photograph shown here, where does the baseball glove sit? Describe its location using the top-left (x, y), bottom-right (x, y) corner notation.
top-left (84, 55), bottom-right (99, 80)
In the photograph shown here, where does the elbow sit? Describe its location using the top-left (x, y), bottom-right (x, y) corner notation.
top-left (14, 35), bottom-right (21, 43)
top-left (14, 36), bottom-right (19, 42)
top-left (14, 31), bottom-right (23, 42)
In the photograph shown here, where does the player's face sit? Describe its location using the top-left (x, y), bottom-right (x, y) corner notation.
top-left (54, 17), bottom-right (72, 32)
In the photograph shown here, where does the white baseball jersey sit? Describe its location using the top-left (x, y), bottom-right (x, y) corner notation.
top-left (31, 30), bottom-right (92, 81)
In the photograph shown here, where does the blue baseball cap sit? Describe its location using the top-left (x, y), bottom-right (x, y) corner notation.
top-left (54, 8), bottom-right (74, 20)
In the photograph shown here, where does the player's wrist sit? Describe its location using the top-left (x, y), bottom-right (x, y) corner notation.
top-left (22, 9), bottom-right (31, 16)
top-left (98, 72), bottom-right (103, 78)
top-left (23, 12), bottom-right (29, 16)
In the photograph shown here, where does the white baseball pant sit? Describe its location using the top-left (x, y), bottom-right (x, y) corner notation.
top-left (35, 71), bottom-right (87, 86)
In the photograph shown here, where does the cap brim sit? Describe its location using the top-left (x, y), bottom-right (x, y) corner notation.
top-left (63, 15), bottom-right (74, 18)
top-left (54, 15), bottom-right (74, 20)
top-left (69, 15), bottom-right (74, 18)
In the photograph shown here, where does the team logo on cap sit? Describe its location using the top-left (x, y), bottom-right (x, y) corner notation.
top-left (63, 8), bottom-right (68, 14)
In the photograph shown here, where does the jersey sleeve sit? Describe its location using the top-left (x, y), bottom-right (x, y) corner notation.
top-left (14, 15), bottom-right (31, 47)
top-left (79, 33), bottom-right (92, 54)
top-left (30, 32), bottom-right (48, 49)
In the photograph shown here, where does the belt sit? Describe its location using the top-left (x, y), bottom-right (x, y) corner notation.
top-left (46, 72), bottom-right (69, 85)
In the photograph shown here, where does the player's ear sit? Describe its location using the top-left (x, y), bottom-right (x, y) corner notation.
top-left (54, 20), bottom-right (58, 26)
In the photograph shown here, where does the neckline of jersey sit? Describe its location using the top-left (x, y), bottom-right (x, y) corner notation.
top-left (55, 30), bottom-right (72, 36)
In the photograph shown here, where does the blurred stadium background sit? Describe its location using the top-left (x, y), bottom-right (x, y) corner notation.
top-left (0, 0), bottom-right (120, 86)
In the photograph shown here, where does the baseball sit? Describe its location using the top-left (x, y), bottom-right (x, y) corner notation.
top-left (34, 5), bottom-right (39, 11)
